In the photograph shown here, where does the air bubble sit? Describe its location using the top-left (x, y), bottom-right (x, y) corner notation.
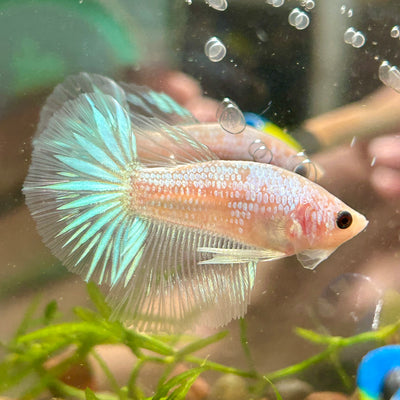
top-left (344, 28), bottom-right (366, 48)
top-left (316, 273), bottom-right (383, 335)
top-left (378, 61), bottom-right (400, 93)
top-left (304, 0), bottom-right (315, 11)
top-left (379, 61), bottom-right (391, 86)
top-left (185, 0), bottom-right (192, 4)
top-left (288, 8), bottom-right (301, 26)
top-left (390, 25), bottom-right (400, 38)
top-left (288, 8), bottom-right (310, 30)
top-left (248, 140), bottom-right (273, 163)
top-left (352, 31), bottom-right (366, 48)
top-left (344, 27), bottom-right (356, 44)
top-left (347, 8), bottom-right (353, 17)
top-left (217, 99), bottom-right (246, 135)
top-left (204, 37), bottom-right (227, 62)
top-left (287, 152), bottom-right (317, 181)
top-left (205, 0), bottom-right (228, 11)
top-left (266, 0), bottom-right (285, 7)
top-left (340, 5), bottom-right (346, 14)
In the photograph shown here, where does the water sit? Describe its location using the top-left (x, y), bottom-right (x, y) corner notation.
top-left (204, 36), bottom-right (227, 62)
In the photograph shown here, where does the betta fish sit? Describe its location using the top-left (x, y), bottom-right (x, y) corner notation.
top-left (23, 73), bottom-right (367, 331)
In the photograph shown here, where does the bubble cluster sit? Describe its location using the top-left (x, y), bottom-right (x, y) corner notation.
top-left (344, 27), bottom-right (366, 48)
top-left (379, 61), bottom-right (400, 93)
top-left (217, 98), bottom-right (246, 135)
top-left (204, 37), bottom-right (227, 62)
top-left (248, 140), bottom-right (273, 163)
top-left (299, 0), bottom-right (315, 11)
top-left (266, 0), bottom-right (285, 7)
top-left (205, 0), bottom-right (228, 11)
top-left (288, 8), bottom-right (310, 30)
top-left (390, 25), bottom-right (400, 38)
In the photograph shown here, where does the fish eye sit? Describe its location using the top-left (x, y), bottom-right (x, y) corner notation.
top-left (336, 211), bottom-right (353, 229)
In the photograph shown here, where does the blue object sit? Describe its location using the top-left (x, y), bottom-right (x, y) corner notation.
top-left (357, 345), bottom-right (400, 400)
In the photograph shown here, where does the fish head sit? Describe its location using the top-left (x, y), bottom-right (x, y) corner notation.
top-left (288, 197), bottom-right (368, 270)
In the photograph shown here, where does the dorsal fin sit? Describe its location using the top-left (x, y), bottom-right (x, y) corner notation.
top-left (131, 113), bottom-right (218, 167)
top-left (119, 81), bottom-right (198, 125)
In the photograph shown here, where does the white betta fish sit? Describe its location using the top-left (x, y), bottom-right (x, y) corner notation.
top-left (23, 73), bottom-right (368, 331)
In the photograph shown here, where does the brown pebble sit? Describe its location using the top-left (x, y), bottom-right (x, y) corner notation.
top-left (171, 364), bottom-right (210, 400)
top-left (208, 374), bottom-right (249, 400)
top-left (305, 391), bottom-right (348, 400)
top-left (44, 347), bottom-right (95, 390)
top-left (266, 378), bottom-right (313, 400)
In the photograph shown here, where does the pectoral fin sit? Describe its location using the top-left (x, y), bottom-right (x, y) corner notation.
top-left (296, 248), bottom-right (335, 270)
top-left (198, 247), bottom-right (286, 265)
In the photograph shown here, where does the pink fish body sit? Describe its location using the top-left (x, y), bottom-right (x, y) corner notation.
top-left (23, 74), bottom-right (367, 331)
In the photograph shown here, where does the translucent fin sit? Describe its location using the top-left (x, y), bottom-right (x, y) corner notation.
top-left (36, 72), bottom-right (129, 135)
top-left (296, 248), bottom-right (335, 270)
top-left (197, 247), bottom-right (285, 264)
top-left (130, 113), bottom-right (218, 167)
top-left (106, 223), bottom-right (258, 331)
top-left (24, 91), bottom-right (146, 287)
top-left (119, 81), bottom-right (198, 126)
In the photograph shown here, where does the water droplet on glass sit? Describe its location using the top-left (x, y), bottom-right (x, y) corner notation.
top-left (390, 25), bottom-right (400, 38)
top-left (352, 31), bottom-right (366, 48)
top-left (205, 0), bottom-right (228, 11)
top-left (347, 8), bottom-right (353, 17)
top-left (344, 27), bottom-right (356, 44)
top-left (248, 140), bottom-right (273, 163)
top-left (340, 5), bottom-right (346, 14)
top-left (266, 0), bottom-right (285, 7)
top-left (217, 99), bottom-right (246, 134)
top-left (305, 0), bottom-right (315, 11)
top-left (204, 37), bottom-right (227, 62)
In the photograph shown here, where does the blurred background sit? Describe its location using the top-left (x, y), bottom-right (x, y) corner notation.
top-left (1, 0), bottom-right (400, 393)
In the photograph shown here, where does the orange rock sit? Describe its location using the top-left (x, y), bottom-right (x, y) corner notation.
top-left (305, 391), bottom-right (348, 400)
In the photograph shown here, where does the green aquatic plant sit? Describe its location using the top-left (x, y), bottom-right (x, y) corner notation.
top-left (0, 283), bottom-right (399, 400)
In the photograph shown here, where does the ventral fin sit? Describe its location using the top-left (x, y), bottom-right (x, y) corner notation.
top-left (197, 247), bottom-right (286, 264)
top-left (119, 81), bottom-right (198, 126)
top-left (105, 223), bottom-right (259, 331)
top-left (296, 248), bottom-right (335, 270)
